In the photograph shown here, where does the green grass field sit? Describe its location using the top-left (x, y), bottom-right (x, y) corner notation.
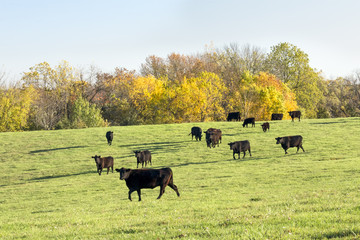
top-left (1, 118), bottom-right (360, 239)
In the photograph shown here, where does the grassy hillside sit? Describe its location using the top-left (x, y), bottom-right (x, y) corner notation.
top-left (1, 118), bottom-right (360, 239)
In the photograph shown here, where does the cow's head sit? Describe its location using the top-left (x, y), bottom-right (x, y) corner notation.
top-left (116, 168), bottom-right (131, 180)
top-left (133, 150), bottom-right (140, 157)
top-left (92, 155), bottom-right (101, 164)
top-left (228, 142), bottom-right (235, 150)
top-left (288, 111), bottom-right (293, 116)
top-left (275, 137), bottom-right (283, 144)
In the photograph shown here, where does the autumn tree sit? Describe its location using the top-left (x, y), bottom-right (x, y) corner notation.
top-left (0, 85), bottom-right (35, 131)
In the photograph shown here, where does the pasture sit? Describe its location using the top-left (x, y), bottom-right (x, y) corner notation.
top-left (0, 118), bottom-right (360, 239)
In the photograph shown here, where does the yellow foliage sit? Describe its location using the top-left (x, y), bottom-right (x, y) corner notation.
top-left (0, 86), bottom-right (35, 131)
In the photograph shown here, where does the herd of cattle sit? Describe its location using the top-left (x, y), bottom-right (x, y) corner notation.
top-left (93, 111), bottom-right (304, 201)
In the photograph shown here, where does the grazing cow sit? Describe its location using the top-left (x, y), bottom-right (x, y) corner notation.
top-left (261, 122), bottom-right (270, 132)
top-left (228, 141), bottom-right (252, 159)
top-left (227, 112), bottom-right (241, 121)
top-left (92, 155), bottom-right (114, 175)
top-left (134, 150), bottom-right (152, 168)
top-left (204, 128), bottom-right (222, 148)
top-left (189, 126), bottom-right (202, 141)
top-left (116, 167), bottom-right (180, 201)
top-left (106, 131), bottom-right (113, 145)
top-left (271, 113), bottom-right (283, 121)
top-left (288, 111), bottom-right (301, 122)
top-left (275, 135), bottom-right (305, 154)
top-left (242, 118), bottom-right (255, 128)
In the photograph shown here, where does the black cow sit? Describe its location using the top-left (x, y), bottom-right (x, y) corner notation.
top-left (189, 126), bottom-right (202, 141)
top-left (204, 128), bottom-right (222, 148)
top-left (134, 150), bottom-right (152, 168)
top-left (228, 141), bottom-right (252, 159)
top-left (106, 131), bottom-right (113, 145)
top-left (261, 122), bottom-right (270, 132)
top-left (288, 111), bottom-right (301, 122)
top-left (116, 167), bottom-right (180, 201)
top-left (227, 112), bottom-right (241, 121)
top-left (271, 113), bottom-right (283, 121)
top-left (92, 155), bottom-right (114, 175)
top-left (242, 118), bottom-right (255, 128)
top-left (275, 135), bottom-right (305, 154)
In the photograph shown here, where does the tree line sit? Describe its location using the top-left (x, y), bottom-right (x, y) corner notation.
top-left (0, 42), bottom-right (359, 132)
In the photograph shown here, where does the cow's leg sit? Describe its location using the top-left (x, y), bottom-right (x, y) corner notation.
top-left (137, 189), bottom-right (141, 201)
top-left (142, 162), bottom-right (144, 168)
top-left (168, 183), bottom-right (180, 197)
top-left (300, 144), bottom-right (305, 152)
top-left (99, 168), bottom-right (102, 176)
top-left (137, 162), bottom-right (139, 168)
top-left (233, 152), bottom-right (236, 160)
top-left (128, 189), bottom-right (134, 201)
top-left (111, 166), bottom-right (113, 173)
top-left (157, 185), bottom-right (165, 199)
top-left (243, 151), bottom-right (246, 158)
top-left (249, 148), bottom-right (252, 157)
top-left (107, 167), bottom-right (109, 174)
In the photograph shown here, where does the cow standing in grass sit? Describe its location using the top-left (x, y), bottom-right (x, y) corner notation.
top-left (227, 112), bottom-right (241, 121)
top-left (106, 131), bottom-right (113, 145)
top-left (116, 167), bottom-right (180, 201)
top-left (271, 113), bottom-right (283, 120)
top-left (275, 135), bottom-right (305, 154)
top-left (189, 127), bottom-right (202, 141)
top-left (243, 118), bottom-right (255, 128)
top-left (92, 155), bottom-right (114, 175)
top-left (204, 128), bottom-right (222, 148)
top-left (261, 122), bottom-right (270, 132)
top-left (288, 111), bottom-right (301, 122)
top-left (134, 150), bottom-right (152, 168)
top-left (228, 141), bottom-right (252, 159)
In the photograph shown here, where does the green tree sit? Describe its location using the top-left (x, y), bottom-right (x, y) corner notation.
top-left (57, 95), bottom-right (107, 129)
top-left (266, 42), bottom-right (324, 118)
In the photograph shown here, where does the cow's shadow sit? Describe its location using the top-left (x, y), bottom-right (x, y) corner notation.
top-left (29, 170), bottom-right (94, 182)
top-left (29, 146), bottom-right (88, 154)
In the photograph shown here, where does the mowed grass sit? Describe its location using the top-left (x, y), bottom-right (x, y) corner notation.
top-left (0, 118), bottom-right (360, 239)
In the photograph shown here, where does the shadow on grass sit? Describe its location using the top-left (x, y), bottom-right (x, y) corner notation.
top-left (309, 122), bottom-right (341, 125)
top-left (314, 229), bottom-right (360, 239)
top-left (118, 141), bottom-right (189, 149)
top-left (30, 146), bottom-right (88, 154)
top-left (29, 170), bottom-right (94, 182)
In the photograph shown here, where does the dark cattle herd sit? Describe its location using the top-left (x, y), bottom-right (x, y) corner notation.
top-left (92, 111), bottom-right (305, 201)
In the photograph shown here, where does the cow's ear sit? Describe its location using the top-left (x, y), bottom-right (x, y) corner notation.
top-left (126, 169), bottom-right (131, 172)
top-left (115, 169), bottom-right (121, 172)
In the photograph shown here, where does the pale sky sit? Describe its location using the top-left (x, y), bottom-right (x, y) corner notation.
top-left (1, 0), bottom-right (360, 83)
